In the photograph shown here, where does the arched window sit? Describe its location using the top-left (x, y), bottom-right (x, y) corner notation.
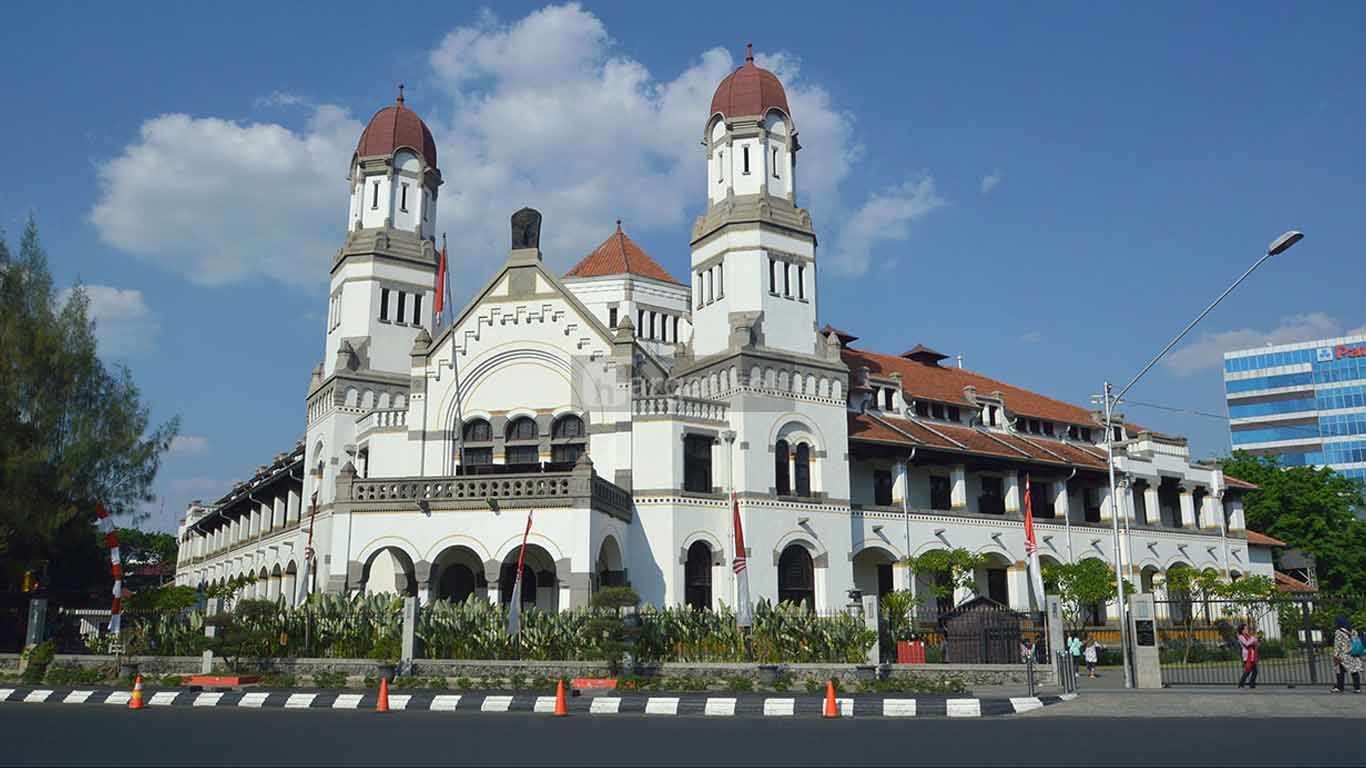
top-left (551, 414), bottom-right (587, 464)
top-left (685, 541), bottom-right (712, 611)
top-left (463, 419), bottom-right (492, 442)
top-left (775, 439), bottom-right (790, 496)
top-left (778, 545), bottom-right (815, 611)
top-left (794, 443), bottom-right (811, 497)
top-left (505, 416), bottom-right (539, 465)
top-left (461, 418), bottom-right (493, 468)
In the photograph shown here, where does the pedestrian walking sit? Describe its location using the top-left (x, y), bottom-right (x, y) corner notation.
top-left (1331, 616), bottom-right (1362, 693)
top-left (1083, 636), bottom-right (1100, 678)
top-left (1067, 634), bottom-right (1082, 679)
top-left (1236, 623), bottom-right (1259, 689)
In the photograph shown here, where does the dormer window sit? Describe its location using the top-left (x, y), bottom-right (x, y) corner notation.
top-left (883, 389), bottom-right (894, 411)
top-left (987, 405), bottom-right (999, 427)
top-left (931, 403), bottom-right (945, 420)
top-left (371, 181), bottom-right (379, 209)
top-left (914, 401), bottom-right (929, 418)
top-left (947, 406), bottom-right (961, 422)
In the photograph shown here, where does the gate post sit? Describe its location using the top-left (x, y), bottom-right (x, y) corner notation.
top-left (1302, 600), bottom-right (1318, 685)
top-left (1128, 593), bottom-right (1162, 688)
top-left (1046, 596), bottom-right (1065, 682)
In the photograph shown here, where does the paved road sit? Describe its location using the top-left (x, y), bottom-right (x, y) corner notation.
top-left (2, 706), bottom-right (1361, 766)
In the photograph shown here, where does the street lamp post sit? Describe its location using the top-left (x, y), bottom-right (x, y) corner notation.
top-left (1100, 230), bottom-right (1302, 689)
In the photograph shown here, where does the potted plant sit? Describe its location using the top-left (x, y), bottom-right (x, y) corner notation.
top-left (369, 636), bottom-right (401, 683)
top-left (880, 590), bottom-right (920, 664)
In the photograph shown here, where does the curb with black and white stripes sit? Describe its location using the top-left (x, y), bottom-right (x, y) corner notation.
top-left (0, 686), bottom-right (1075, 718)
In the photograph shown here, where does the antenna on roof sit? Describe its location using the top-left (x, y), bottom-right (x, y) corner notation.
top-left (956, 354), bottom-right (964, 369)
top-left (397, 82), bottom-right (405, 105)
top-left (746, 42), bottom-right (754, 63)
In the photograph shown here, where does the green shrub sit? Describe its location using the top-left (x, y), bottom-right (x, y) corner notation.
top-left (43, 664), bottom-right (110, 686)
top-left (159, 674), bottom-right (185, 688)
top-left (258, 673), bottom-right (296, 688)
top-left (724, 676), bottom-right (754, 693)
top-left (21, 641), bottom-right (56, 684)
top-left (454, 676), bottom-right (473, 690)
top-left (311, 670), bottom-right (347, 688)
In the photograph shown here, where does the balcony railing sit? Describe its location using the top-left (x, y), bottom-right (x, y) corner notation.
top-left (633, 395), bottom-right (728, 423)
top-left (355, 407), bottom-right (407, 437)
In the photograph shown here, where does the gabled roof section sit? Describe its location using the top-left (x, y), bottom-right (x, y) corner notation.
top-left (564, 221), bottom-right (682, 285)
top-left (847, 411), bottom-right (1110, 470)
top-left (843, 347), bottom-right (1099, 426)
top-left (1275, 571), bottom-right (1317, 593)
top-left (1246, 529), bottom-right (1287, 547)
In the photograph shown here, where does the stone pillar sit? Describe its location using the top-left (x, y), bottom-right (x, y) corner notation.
top-left (1006, 563), bottom-right (1033, 611)
top-left (273, 496), bottom-right (286, 530)
top-left (287, 488), bottom-right (301, 525)
top-left (1053, 480), bottom-right (1071, 522)
top-left (1178, 486), bottom-right (1197, 529)
top-left (950, 465), bottom-right (968, 510)
top-left (893, 461), bottom-right (908, 506)
top-left (1005, 473), bottom-right (1021, 516)
top-left (1200, 493), bottom-right (1219, 531)
top-left (1099, 484), bottom-right (1115, 522)
top-left (484, 561), bottom-right (502, 605)
top-left (1144, 484), bottom-right (1162, 527)
top-left (401, 595), bottom-right (419, 670)
top-left (1129, 592), bottom-right (1162, 688)
top-left (1122, 481), bottom-right (1137, 522)
top-left (1228, 498), bottom-right (1246, 532)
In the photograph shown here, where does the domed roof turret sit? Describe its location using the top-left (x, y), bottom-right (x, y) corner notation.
top-left (709, 44), bottom-right (790, 121)
top-left (354, 84), bottom-right (438, 168)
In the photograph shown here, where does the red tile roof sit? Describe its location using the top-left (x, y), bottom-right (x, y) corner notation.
top-left (1246, 529), bottom-right (1287, 547)
top-left (1223, 474), bottom-right (1258, 491)
top-left (710, 45), bottom-right (790, 120)
top-left (355, 91), bottom-right (437, 168)
top-left (1275, 571), bottom-right (1317, 593)
top-left (843, 347), bottom-right (1100, 427)
top-left (564, 222), bottom-right (682, 285)
top-left (848, 412), bottom-right (1110, 470)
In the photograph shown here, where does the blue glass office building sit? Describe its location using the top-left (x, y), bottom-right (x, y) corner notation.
top-left (1224, 334), bottom-right (1366, 488)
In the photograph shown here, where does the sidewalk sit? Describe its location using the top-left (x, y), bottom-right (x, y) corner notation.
top-left (981, 666), bottom-right (1366, 718)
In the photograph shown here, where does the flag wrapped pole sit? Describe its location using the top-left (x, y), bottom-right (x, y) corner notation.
top-left (731, 492), bottom-right (752, 628)
top-left (95, 503), bottom-right (126, 636)
top-left (507, 510), bottom-right (534, 637)
top-left (433, 234), bottom-right (449, 331)
top-left (1023, 475), bottom-right (1047, 611)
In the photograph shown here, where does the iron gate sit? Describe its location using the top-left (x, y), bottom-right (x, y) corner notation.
top-left (1154, 593), bottom-right (1364, 687)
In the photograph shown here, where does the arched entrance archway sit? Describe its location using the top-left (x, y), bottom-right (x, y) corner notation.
top-left (361, 546), bottom-right (418, 597)
top-left (852, 546), bottom-right (896, 601)
top-left (976, 553), bottom-right (1012, 607)
top-left (777, 545), bottom-right (815, 611)
top-left (684, 541), bottom-right (713, 610)
top-left (596, 536), bottom-right (625, 589)
top-left (431, 545), bottom-right (488, 604)
top-left (499, 544), bottom-right (558, 612)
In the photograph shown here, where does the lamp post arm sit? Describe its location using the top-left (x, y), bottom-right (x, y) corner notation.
top-left (1115, 249), bottom-right (1274, 404)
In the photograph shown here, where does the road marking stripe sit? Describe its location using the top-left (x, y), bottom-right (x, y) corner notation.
top-left (762, 698), bottom-right (794, 716)
top-left (705, 697), bottom-right (736, 716)
top-left (836, 697), bottom-right (854, 717)
top-left (64, 691), bottom-right (94, 704)
top-left (532, 696), bottom-right (556, 713)
top-left (285, 693), bottom-right (316, 709)
top-left (105, 691), bottom-right (131, 705)
top-left (194, 693), bottom-right (223, 707)
top-left (589, 698), bottom-right (620, 714)
top-left (238, 692), bottom-right (270, 708)
top-left (332, 693), bottom-right (363, 710)
top-left (388, 694), bottom-right (411, 711)
top-left (149, 691), bottom-right (179, 706)
top-left (24, 690), bottom-right (53, 703)
top-left (645, 697), bottom-right (679, 715)
top-left (481, 695), bottom-right (513, 712)
top-left (947, 698), bottom-right (982, 717)
top-left (1010, 697), bottom-right (1043, 713)
top-left (882, 699), bottom-right (917, 717)
top-left (0, 689), bottom-right (15, 702)
top-left (431, 695), bottom-right (462, 712)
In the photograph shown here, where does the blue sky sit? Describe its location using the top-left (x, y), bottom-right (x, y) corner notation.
top-left (4, 2), bottom-right (1363, 531)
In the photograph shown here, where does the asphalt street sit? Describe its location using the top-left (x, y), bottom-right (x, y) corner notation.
top-left (1, 706), bottom-right (1361, 766)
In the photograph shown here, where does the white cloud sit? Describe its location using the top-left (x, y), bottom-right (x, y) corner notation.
top-left (981, 171), bottom-right (1002, 194)
top-left (91, 3), bottom-right (940, 286)
top-left (57, 284), bottom-right (159, 357)
top-left (830, 178), bottom-right (945, 276)
top-left (1165, 312), bottom-right (1345, 376)
top-left (169, 435), bottom-right (210, 455)
top-left (1021, 331), bottom-right (1041, 344)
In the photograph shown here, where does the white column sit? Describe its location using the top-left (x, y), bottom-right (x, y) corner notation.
top-left (1144, 484), bottom-right (1162, 526)
top-left (1200, 492), bottom-right (1219, 531)
top-left (950, 465), bottom-right (968, 510)
top-left (1178, 486), bottom-right (1197, 529)
top-left (287, 488), bottom-right (301, 525)
top-left (1100, 484), bottom-right (1115, 522)
top-left (893, 462), bottom-right (909, 507)
top-left (273, 497), bottom-right (285, 530)
top-left (1053, 480), bottom-right (1071, 521)
top-left (1228, 498), bottom-right (1246, 532)
top-left (1005, 473), bottom-right (1021, 515)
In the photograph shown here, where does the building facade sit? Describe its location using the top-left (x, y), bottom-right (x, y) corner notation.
top-left (1224, 333), bottom-right (1366, 490)
top-left (177, 52), bottom-right (1271, 620)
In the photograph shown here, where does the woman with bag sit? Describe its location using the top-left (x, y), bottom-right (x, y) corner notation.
top-left (1332, 616), bottom-right (1362, 693)
top-left (1237, 623), bottom-right (1259, 689)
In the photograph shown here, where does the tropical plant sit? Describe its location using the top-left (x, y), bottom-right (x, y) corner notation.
top-left (1042, 559), bottom-right (1132, 633)
top-left (880, 590), bottom-right (920, 642)
top-left (902, 549), bottom-right (987, 608)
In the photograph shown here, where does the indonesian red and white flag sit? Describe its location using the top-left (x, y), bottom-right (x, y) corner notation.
top-left (433, 236), bottom-right (449, 329)
top-left (507, 510), bottom-right (534, 636)
top-left (1023, 475), bottom-right (1047, 610)
top-left (731, 492), bottom-right (753, 628)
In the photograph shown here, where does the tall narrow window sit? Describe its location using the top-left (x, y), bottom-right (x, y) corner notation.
top-left (797, 265), bottom-right (805, 300)
top-left (400, 183), bottom-right (409, 212)
top-left (769, 259), bottom-right (777, 293)
top-left (696, 274), bottom-right (704, 309)
top-left (638, 309), bottom-right (645, 336)
top-left (774, 440), bottom-right (790, 496)
top-left (423, 191), bottom-right (429, 221)
top-left (705, 270), bottom-right (714, 304)
top-left (772, 147), bottom-right (780, 178)
top-left (683, 435), bottom-right (713, 493)
top-left (874, 470), bottom-right (893, 506)
top-left (608, 306), bottom-right (618, 328)
top-left (794, 443), bottom-right (811, 497)
top-left (716, 264), bottom-right (724, 298)
top-left (742, 145), bottom-right (750, 174)
top-left (673, 316), bottom-right (680, 341)
top-left (371, 181), bottom-right (379, 209)
top-left (412, 294), bottom-right (422, 325)
top-left (396, 292), bottom-right (407, 325)
top-left (783, 263), bottom-right (791, 297)
top-left (716, 151), bottom-right (723, 183)
top-left (883, 388), bottom-right (894, 411)
top-left (380, 288), bottom-right (390, 321)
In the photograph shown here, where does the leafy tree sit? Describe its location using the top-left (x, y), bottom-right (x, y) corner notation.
top-left (902, 548), bottom-right (987, 609)
top-left (1220, 452), bottom-right (1366, 592)
top-left (1042, 558), bottom-right (1131, 633)
top-left (116, 528), bottom-right (179, 565)
top-left (0, 218), bottom-right (179, 589)
top-left (586, 586), bottom-right (641, 675)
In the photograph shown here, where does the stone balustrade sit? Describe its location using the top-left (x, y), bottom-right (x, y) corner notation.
top-left (633, 394), bottom-right (729, 423)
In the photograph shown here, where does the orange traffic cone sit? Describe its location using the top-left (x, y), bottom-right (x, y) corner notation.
top-left (376, 676), bottom-right (390, 713)
top-left (553, 679), bottom-right (568, 717)
top-left (822, 679), bottom-right (838, 718)
top-left (128, 675), bottom-right (145, 710)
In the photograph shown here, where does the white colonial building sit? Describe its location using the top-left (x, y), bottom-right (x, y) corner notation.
top-left (177, 52), bottom-right (1278, 620)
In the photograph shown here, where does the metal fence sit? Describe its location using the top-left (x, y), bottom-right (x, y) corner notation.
top-left (1154, 593), bottom-right (1366, 687)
